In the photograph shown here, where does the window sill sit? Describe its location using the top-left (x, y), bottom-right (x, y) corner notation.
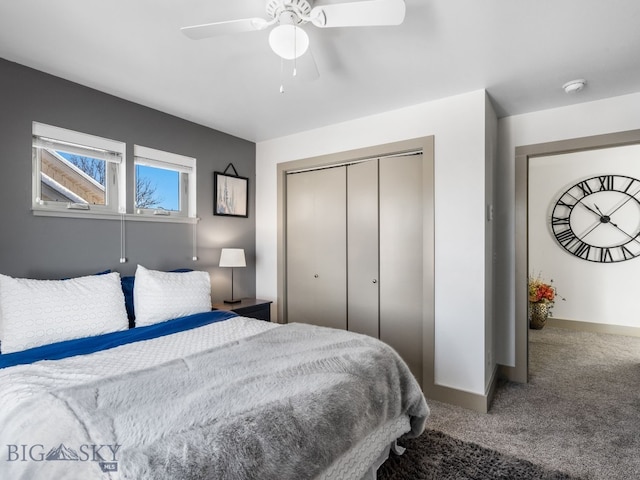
top-left (32, 207), bottom-right (199, 224)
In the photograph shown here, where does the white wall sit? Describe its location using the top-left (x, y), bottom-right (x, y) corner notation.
top-left (529, 145), bottom-right (640, 328)
top-left (496, 92), bottom-right (640, 366)
top-left (256, 90), bottom-right (492, 395)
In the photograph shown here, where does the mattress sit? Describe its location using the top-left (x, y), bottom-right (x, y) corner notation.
top-left (0, 314), bottom-right (428, 479)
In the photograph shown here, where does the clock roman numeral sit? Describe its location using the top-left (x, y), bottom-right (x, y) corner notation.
top-left (623, 177), bottom-right (638, 193)
top-left (598, 247), bottom-right (613, 263)
top-left (570, 241), bottom-right (591, 260)
top-left (597, 175), bottom-right (614, 191)
top-left (576, 180), bottom-right (593, 197)
top-left (555, 228), bottom-right (577, 246)
top-left (620, 245), bottom-right (635, 260)
top-left (557, 198), bottom-right (576, 210)
top-left (551, 215), bottom-right (570, 226)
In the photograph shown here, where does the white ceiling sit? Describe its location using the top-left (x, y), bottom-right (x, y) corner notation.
top-left (1, 0), bottom-right (639, 142)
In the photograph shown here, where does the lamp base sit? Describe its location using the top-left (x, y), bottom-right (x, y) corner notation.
top-left (223, 298), bottom-right (242, 304)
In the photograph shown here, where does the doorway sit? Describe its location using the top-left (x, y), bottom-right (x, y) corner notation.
top-left (514, 129), bottom-right (640, 382)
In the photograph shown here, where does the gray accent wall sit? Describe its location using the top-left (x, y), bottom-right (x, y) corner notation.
top-left (0, 58), bottom-right (256, 303)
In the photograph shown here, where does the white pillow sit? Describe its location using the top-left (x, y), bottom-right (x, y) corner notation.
top-left (133, 265), bottom-right (211, 327)
top-left (0, 272), bottom-right (128, 354)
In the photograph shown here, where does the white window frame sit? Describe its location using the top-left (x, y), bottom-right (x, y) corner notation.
top-left (32, 122), bottom-right (126, 217)
top-left (134, 145), bottom-right (197, 219)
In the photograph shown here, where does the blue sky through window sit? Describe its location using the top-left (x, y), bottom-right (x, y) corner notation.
top-left (136, 165), bottom-right (179, 211)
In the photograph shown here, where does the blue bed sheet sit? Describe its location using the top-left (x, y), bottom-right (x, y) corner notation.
top-left (0, 310), bottom-right (238, 369)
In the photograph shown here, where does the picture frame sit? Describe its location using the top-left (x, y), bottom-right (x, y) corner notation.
top-left (214, 171), bottom-right (249, 218)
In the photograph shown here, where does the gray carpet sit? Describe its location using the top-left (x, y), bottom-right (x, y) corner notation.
top-left (377, 428), bottom-right (578, 479)
top-left (423, 326), bottom-right (640, 480)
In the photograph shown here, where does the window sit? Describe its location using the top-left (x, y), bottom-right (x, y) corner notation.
top-left (32, 122), bottom-right (125, 215)
top-left (31, 124), bottom-right (196, 223)
top-left (134, 145), bottom-right (196, 218)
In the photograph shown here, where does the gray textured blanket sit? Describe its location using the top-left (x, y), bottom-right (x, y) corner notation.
top-left (42, 323), bottom-right (428, 479)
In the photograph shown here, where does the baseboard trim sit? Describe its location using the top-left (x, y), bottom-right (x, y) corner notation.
top-left (485, 365), bottom-right (499, 410)
top-left (547, 318), bottom-right (640, 338)
top-left (425, 368), bottom-right (497, 414)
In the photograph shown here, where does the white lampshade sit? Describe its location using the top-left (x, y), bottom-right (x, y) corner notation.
top-left (268, 24), bottom-right (309, 60)
top-left (219, 248), bottom-right (246, 268)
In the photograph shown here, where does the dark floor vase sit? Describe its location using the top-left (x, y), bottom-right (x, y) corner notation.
top-left (529, 302), bottom-right (549, 329)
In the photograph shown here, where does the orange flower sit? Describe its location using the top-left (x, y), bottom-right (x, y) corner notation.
top-left (528, 276), bottom-right (558, 304)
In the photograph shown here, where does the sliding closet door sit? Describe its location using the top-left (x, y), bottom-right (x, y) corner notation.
top-left (379, 154), bottom-right (423, 381)
top-left (286, 167), bottom-right (347, 329)
top-left (347, 160), bottom-right (379, 337)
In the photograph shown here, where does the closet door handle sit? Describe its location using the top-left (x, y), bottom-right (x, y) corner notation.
top-left (372, 279), bottom-right (377, 284)
top-left (314, 274), bottom-right (319, 278)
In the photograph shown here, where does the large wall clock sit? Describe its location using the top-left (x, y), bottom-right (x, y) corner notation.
top-left (551, 174), bottom-right (640, 262)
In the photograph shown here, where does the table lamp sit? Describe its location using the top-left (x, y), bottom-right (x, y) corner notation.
top-left (219, 248), bottom-right (246, 304)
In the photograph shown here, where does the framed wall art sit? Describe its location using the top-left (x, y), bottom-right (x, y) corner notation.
top-left (214, 164), bottom-right (248, 218)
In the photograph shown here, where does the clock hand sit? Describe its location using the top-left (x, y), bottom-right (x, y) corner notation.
top-left (577, 200), bottom-right (603, 218)
top-left (593, 203), bottom-right (605, 216)
top-left (578, 201), bottom-right (609, 239)
top-left (593, 202), bottom-right (640, 245)
top-left (565, 191), bottom-right (601, 219)
top-left (569, 201), bottom-right (607, 240)
top-left (593, 203), bottom-right (613, 223)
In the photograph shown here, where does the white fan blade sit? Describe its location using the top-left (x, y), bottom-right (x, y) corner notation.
top-left (311, 0), bottom-right (406, 28)
top-left (181, 18), bottom-right (269, 40)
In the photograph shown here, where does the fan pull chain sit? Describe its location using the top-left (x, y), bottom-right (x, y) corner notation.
top-left (293, 25), bottom-right (298, 77)
top-left (279, 57), bottom-right (285, 93)
top-left (279, 24), bottom-right (303, 93)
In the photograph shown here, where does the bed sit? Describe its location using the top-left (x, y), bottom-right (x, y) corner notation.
top-left (0, 267), bottom-right (429, 480)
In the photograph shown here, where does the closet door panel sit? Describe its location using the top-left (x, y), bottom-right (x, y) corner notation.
top-left (286, 171), bottom-right (316, 325)
top-left (312, 167), bottom-right (347, 329)
top-left (379, 154), bottom-right (423, 381)
top-left (347, 160), bottom-right (379, 337)
top-left (286, 167), bottom-right (347, 329)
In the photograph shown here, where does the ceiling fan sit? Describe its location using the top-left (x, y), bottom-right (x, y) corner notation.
top-left (181, 0), bottom-right (406, 63)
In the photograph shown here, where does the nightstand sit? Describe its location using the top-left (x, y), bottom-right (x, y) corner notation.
top-left (212, 298), bottom-right (273, 322)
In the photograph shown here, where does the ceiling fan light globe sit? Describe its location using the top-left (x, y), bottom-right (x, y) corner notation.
top-left (269, 24), bottom-right (309, 60)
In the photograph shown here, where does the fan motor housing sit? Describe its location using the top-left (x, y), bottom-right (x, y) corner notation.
top-left (266, 0), bottom-right (312, 24)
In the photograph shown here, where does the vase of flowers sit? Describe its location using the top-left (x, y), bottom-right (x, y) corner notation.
top-left (528, 275), bottom-right (560, 330)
